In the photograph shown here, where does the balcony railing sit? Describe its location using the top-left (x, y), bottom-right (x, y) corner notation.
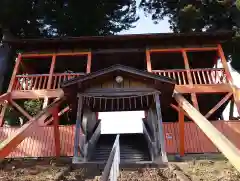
top-left (152, 68), bottom-right (228, 85)
top-left (12, 68), bottom-right (228, 91)
top-left (13, 72), bottom-right (85, 91)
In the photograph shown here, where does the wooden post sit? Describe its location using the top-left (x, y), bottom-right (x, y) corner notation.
top-left (146, 49), bottom-right (152, 72)
top-left (174, 92), bottom-right (240, 172)
top-left (179, 107), bottom-right (185, 156)
top-left (217, 44), bottom-right (233, 83)
top-left (229, 98), bottom-right (234, 120)
top-left (52, 107), bottom-right (61, 157)
top-left (86, 52), bottom-right (92, 74)
top-left (74, 96), bottom-right (83, 158)
top-left (43, 55), bottom-right (57, 108)
top-left (154, 93), bottom-right (168, 162)
top-left (182, 49), bottom-right (199, 110)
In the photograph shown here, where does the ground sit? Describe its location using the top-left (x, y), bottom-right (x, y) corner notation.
top-left (0, 156), bottom-right (239, 181)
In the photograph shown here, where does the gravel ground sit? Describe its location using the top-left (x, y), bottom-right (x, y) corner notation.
top-left (0, 158), bottom-right (239, 181)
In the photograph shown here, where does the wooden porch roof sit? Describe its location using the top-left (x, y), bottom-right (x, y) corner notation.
top-left (4, 31), bottom-right (233, 51)
top-left (61, 65), bottom-right (176, 111)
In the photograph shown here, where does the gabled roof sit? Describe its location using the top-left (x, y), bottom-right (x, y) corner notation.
top-left (60, 64), bottom-right (176, 89)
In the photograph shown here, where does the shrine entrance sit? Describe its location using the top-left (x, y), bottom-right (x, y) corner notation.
top-left (61, 65), bottom-right (175, 167)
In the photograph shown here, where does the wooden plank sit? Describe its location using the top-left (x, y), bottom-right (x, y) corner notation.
top-left (205, 92), bottom-right (232, 119)
top-left (175, 84), bottom-right (232, 93)
top-left (11, 89), bottom-right (64, 99)
top-left (174, 92), bottom-right (240, 172)
top-left (146, 49), bottom-right (152, 72)
top-left (179, 107), bottom-right (185, 156)
top-left (182, 50), bottom-right (199, 110)
top-left (52, 107), bottom-right (61, 157)
top-left (0, 97), bottom-right (63, 159)
top-left (9, 99), bottom-right (33, 120)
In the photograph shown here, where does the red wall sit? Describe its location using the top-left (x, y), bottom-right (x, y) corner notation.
top-left (1, 121), bottom-right (240, 158)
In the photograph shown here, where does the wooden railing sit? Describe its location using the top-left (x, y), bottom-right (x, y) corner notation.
top-left (152, 68), bottom-right (228, 85)
top-left (13, 73), bottom-right (85, 90)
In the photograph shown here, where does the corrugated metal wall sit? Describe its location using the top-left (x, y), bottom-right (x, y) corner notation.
top-left (1, 121), bottom-right (240, 158)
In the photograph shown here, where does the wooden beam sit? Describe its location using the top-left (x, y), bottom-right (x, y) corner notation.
top-left (86, 52), bottom-right (92, 74)
top-left (11, 89), bottom-right (64, 99)
top-left (47, 55), bottom-right (57, 89)
top-left (217, 44), bottom-right (233, 83)
top-left (146, 49), bottom-right (152, 72)
top-left (43, 106), bottom-right (70, 126)
top-left (0, 97), bottom-right (63, 158)
top-left (8, 54), bottom-right (22, 92)
top-left (174, 92), bottom-right (240, 172)
top-left (0, 93), bottom-right (10, 105)
top-left (149, 47), bottom-right (218, 53)
top-left (52, 107), bottom-right (61, 157)
top-left (9, 99), bottom-right (33, 120)
top-left (181, 49), bottom-right (199, 110)
top-left (205, 92), bottom-right (232, 119)
top-left (175, 84), bottom-right (232, 93)
top-left (21, 51), bottom-right (90, 58)
top-left (229, 98), bottom-right (234, 119)
top-left (179, 106), bottom-right (185, 156)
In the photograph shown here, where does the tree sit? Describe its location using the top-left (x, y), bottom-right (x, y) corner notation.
top-left (140, 0), bottom-right (240, 70)
top-left (0, 0), bottom-right (139, 38)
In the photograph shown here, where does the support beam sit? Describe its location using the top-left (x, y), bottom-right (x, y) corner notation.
top-left (43, 106), bottom-right (70, 126)
top-left (0, 93), bottom-right (10, 105)
top-left (181, 50), bottom-right (199, 110)
top-left (149, 47), bottom-right (218, 53)
top-left (205, 92), bottom-right (232, 119)
top-left (217, 44), bottom-right (233, 83)
top-left (22, 51), bottom-right (90, 58)
top-left (174, 92), bottom-right (240, 172)
top-left (11, 89), bottom-right (64, 99)
top-left (175, 84), bottom-right (232, 93)
top-left (0, 97), bottom-right (63, 158)
top-left (146, 49), bottom-right (152, 72)
top-left (179, 107), bottom-right (185, 156)
top-left (9, 99), bottom-right (33, 120)
top-left (52, 107), bottom-right (61, 157)
top-left (229, 98), bottom-right (234, 119)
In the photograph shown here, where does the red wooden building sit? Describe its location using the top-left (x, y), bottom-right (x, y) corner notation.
top-left (0, 31), bottom-right (240, 169)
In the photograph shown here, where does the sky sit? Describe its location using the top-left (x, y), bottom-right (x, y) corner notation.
top-left (100, 0), bottom-right (238, 134)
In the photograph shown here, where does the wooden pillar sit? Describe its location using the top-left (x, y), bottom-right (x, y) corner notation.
top-left (0, 54), bottom-right (22, 126)
top-left (217, 44), bottom-right (233, 83)
top-left (146, 49), bottom-right (152, 72)
top-left (179, 107), bottom-right (185, 156)
top-left (86, 52), bottom-right (92, 74)
top-left (52, 107), bottom-right (60, 157)
top-left (181, 49), bottom-right (199, 110)
top-left (154, 93), bottom-right (168, 162)
top-left (74, 95), bottom-right (83, 158)
top-left (43, 55), bottom-right (57, 108)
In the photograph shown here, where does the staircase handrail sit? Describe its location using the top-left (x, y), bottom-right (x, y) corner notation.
top-left (101, 134), bottom-right (120, 181)
top-left (85, 121), bottom-right (102, 160)
top-left (142, 120), bottom-right (155, 160)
